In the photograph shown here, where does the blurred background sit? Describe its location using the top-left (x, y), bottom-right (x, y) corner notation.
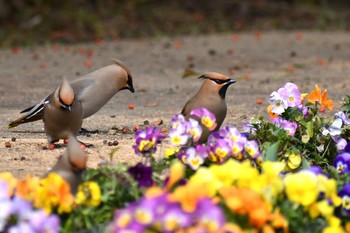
top-left (0, 0), bottom-right (349, 47)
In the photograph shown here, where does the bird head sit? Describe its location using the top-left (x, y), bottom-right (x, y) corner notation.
top-left (112, 59), bottom-right (135, 93)
top-left (67, 135), bottom-right (87, 171)
top-left (58, 78), bottom-right (75, 112)
top-left (198, 72), bottom-right (236, 98)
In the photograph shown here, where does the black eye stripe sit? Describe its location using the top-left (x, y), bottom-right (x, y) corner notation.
top-left (211, 79), bottom-right (227, 84)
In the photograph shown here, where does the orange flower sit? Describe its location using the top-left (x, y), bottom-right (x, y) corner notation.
top-left (168, 182), bottom-right (210, 213)
top-left (267, 105), bottom-right (278, 119)
top-left (308, 84), bottom-right (333, 110)
top-left (220, 186), bottom-right (288, 231)
top-left (16, 176), bottom-right (40, 201)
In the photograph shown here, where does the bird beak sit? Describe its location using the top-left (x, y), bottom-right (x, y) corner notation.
top-left (128, 85), bottom-right (135, 93)
top-left (62, 104), bottom-right (72, 112)
top-left (227, 79), bottom-right (236, 85)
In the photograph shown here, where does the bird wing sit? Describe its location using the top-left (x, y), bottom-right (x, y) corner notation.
top-left (8, 95), bottom-right (51, 128)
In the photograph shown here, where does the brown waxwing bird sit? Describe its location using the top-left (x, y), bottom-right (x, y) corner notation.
top-left (47, 134), bottom-right (88, 194)
top-left (43, 77), bottom-right (83, 144)
top-left (8, 59), bottom-right (134, 128)
top-left (181, 72), bottom-right (236, 143)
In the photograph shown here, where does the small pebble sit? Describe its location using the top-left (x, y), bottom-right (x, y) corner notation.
top-left (11, 137), bottom-right (16, 142)
top-left (4, 141), bottom-right (11, 148)
top-left (108, 140), bottom-right (119, 146)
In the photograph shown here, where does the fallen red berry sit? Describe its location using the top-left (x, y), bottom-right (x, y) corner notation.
top-left (80, 144), bottom-right (86, 150)
top-left (256, 99), bottom-right (263, 105)
top-left (4, 141), bottom-right (11, 148)
top-left (319, 107), bottom-right (325, 113)
top-left (133, 125), bottom-right (140, 131)
top-left (64, 139), bottom-right (69, 144)
top-left (12, 47), bottom-right (19, 54)
top-left (48, 144), bottom-right (55, 150)
top-left (84, 60), bottom-right (92, 68)
top-left (128, 104), bottom-right (134, 110)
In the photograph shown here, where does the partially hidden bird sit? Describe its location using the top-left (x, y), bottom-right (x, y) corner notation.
top-left (43, 77), bottom-right (83, 144)
top-left (8, 59), bottom-right (134, 129)
top-left (47, 134), bottom-right (88, 194)
top-left (181, 72), bottom-right (236, 143)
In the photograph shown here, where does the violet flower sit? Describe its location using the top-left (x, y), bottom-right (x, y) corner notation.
top-left (133, 126), bottom-right (166, 155)
top-left (183, 145), bottom-right (209, 170)
top-left (209, 138), bottom-right (232, 163)
top-left (333, 152), bottom-right (350, 174)
top-left (244, 140), bottom-right (261, 159)
top-left (337, 183), bottom-right (350, 216)
top-left (277, 82), bottom-right (301, 107)
top-left (128, 163), bottom-right (153, 188)
top-left (336, 111), bottom-right (350, 125)
top-left (196, 198), bottom-right (225, 231)
top-left (271, 116), bottom-right (298, 136)
top-left (190, 108), bottom-right (217, 131)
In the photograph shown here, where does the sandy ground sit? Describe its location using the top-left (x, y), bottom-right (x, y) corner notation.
top-left (1, 31), bottom-right (350, 178)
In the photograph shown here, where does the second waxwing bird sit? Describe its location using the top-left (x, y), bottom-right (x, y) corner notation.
top-left (181, 72), bottom-right (236, 143)
top-left (43, 78), bottom-right (83, 144)
top-left (47, 134), bottom-right (88, 194)
top-left (8, 59), bottom-right (134, 128)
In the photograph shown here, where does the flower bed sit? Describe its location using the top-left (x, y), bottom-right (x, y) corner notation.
top-left (1, 82), bottom-right (350, 233)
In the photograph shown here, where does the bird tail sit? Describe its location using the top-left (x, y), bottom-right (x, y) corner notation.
top-left (8, 100), bottom-right (47, 128)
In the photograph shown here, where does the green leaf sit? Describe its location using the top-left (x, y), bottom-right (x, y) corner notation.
top-left (301, 157), bottom-right (310, 169)
top-left (306, 121), bottom-right (314, 138)
top-left (264, 141), bottom-right (280, 161)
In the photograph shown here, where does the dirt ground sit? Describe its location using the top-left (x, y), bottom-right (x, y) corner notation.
top-left (1, 31), bottom-right (350, 178)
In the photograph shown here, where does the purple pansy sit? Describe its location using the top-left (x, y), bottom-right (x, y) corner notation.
top-left (298, 104), bottom-right (310, 119)
top-left (190, 108), bottom-right (217, 131)
top-left (244, 140), bottom-right (261, 159)
top-left (0, 195), bottom-right (60, 233)
top-left (133, 126), bottom-right (166, 155)
top-left (336, 111), bottom-right (350, 125)
top-left (128, 163), bottom-right (153, 188)
top-left (271, 116), bottom-right (298, 136)
top-left (196, 198), bottom-right (225, 231)
top-left (333, 152), bottom-right (350, 174)
top-left (338, 183), bottom-right (350, 216)
top-left (183, 145), bottom-right (209, 170)
top-left (209, 138), bottom-right (233, 163)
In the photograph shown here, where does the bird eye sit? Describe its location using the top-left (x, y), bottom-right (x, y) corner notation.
top-left (212, 79), bottom-right (226, 84)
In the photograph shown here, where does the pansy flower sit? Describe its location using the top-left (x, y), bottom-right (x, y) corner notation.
top-left (133, 126), bottom-right (166, 155)
top-left (75, 181), bottom-right (101, 207)
top-left (190, 108), bottom-right (217, 131)
top-left (308, 84), bottom-right (333, 110)
top-left (337, 183), bottom-right (350, 216)
top-left (128, 163), bottom-right (153, 188)
top-left (244, 140), bottom-right (261, 159)
top-left (277, 82), bottom-right (301, 107)
top-left (335, 111), bottom-right (350, 125)
top-left (209, 138), bottom-right (233, 163)
top-left (184, 145), bottom-right (209, 170)
top-left (268, 91), bottom-right (288, 115)
top-left (333, 152), bottom-right (350, 174)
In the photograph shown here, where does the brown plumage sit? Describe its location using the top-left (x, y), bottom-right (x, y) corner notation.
top-left (181, 72), bottom-right (236, 143)
top-left (48, 135), bottom-right (87, 194)
top-left (43, 78), bottom-right (83, 144)
top-left (8, 59), bottom-right (134, 128)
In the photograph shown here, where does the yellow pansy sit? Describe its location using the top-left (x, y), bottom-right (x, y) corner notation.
top-left (284, 171), bottom-right (319, 206)
top-left (286, 152), bottom-right (301, 170)
top-left (76, 181), bottom-right (102, 207)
